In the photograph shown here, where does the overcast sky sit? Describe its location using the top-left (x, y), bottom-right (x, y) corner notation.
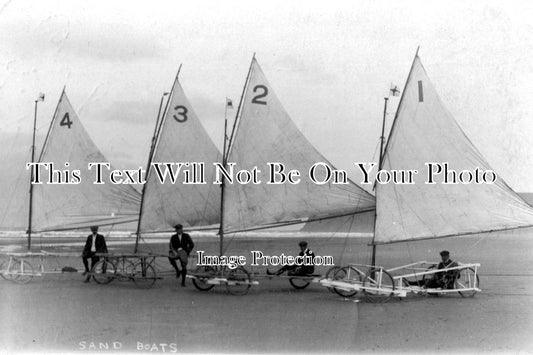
top-left (1, 0), bottom-right (532, 201)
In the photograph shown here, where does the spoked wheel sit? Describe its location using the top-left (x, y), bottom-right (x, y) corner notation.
top-left (10, 259), bottom-right (34, 284)
top-left (324, 266), bottom-right (341, 293)
top-left (192, 266), bottom-right (216, 291)
top-left (92, 259), bottom-right (116, 284)
top-left (333, 266), bottom-right (363, 298)
top-left (115, 259), bottom-right (137, 282)
top-left (132, 262), bottom-right (157, 289)
top-left (455, 267), bottom-right (480, 297)
top-left (0, 260), bottom-right (12, 281)
top-left (289, 276), bottom-right (311, 290)
top-left (225, 266), bottom-right (252, 295)
top-left (362, 268), bottom-right (395, 303)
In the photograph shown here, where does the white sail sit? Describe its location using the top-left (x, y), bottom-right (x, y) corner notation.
top-left (374, 56), bottom-right (533, 244)
top-left (32, 90), bottom-right (141, 231)
top-left (224, 58), bottom-right (376, 233)
top-left (138, 77), bottom-right (221, 233)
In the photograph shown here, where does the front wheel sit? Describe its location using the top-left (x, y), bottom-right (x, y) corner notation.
top-left (362, 268), bottom-right (395, 303)
top-left (11, 259), bottom-right (35, 284)
top-left (333, 266), bottom-right (363, 298)
top-left (92, 259), bottom-right (116, 284)
top-left (225, 267), bottom-right (251, 295)
top-left (456, 267), bottom-right (480, 297)
top-left (289, 277), bottom-right (311, 290)
top-left (192, 266), bottom-right (216, 291)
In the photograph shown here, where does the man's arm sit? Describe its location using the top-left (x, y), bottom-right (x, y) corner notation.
top-left (185, 234), bottom-right (194, 253)
top-left (82, 236), bottom-right (91, 255)
top-left (169, 235), bottom-right (178, 252)
top-left (101, 235), bottom-right (108, 254)
top-left (96, 234), bottom-right (108, 254)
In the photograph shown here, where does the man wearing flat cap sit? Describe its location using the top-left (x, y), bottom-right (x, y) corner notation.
top-left (267, 240), bottom-right (316, 276)
top-left (168, 224), bottom-right (194, 286)
top-left (407, 250), bottom-right (459, 289)
top-left (426, 250), bottom-right (459, 289)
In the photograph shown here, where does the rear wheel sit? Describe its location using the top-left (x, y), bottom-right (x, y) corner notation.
top-left (192, 266), bottom-right (216, 291)
top-left (115, 259), bottom-right (137, 281)
top-left (324, 266), bottom-right (341, 293)
top-left (456, 267), bottom-right (479, 297)
top-left (132, 262), bottom-right (157, 289)
top-left (289, 277), bottom-right (311, 290)
top-left (363, 268), bottom-right (395, 303)
top-left (11, 259), bottom-right (34, 284)
top-left (92, 259), bottom-right (116, 284)
top-left (333, 266), bottom-right (363, 298)
top-left (225, 266), bottom-right (251, 295)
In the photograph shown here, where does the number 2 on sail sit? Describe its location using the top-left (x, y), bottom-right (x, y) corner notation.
top-left (60, 112), bottom-right (73, 129)
top-left (252, 85), bottom-right (268, 105)
top-left (173, 105), bottom-right (188, 122)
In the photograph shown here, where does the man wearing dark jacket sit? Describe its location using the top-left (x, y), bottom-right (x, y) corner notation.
top-left (82, 226), bottom-right (108, 282)
top-left (168, 224), bottom-right (194, 286)
top-left (426, 250), bottom-right (459, 289)
top-left (407, 250), bottom-right (459, 289)
top-left (267, 241), bottom-right (316, 276)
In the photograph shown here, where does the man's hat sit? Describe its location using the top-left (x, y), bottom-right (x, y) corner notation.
top-left (440, 250), bottom-right (450, 256)
top-left (174, 224), bottom-right (183, 230)
top-left (90, 226), bottom-right (99, 232)
top-left (298, 241), bottom-right (308, 247)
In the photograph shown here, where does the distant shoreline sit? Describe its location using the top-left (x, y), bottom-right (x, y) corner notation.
top-left (0, 231), bottom-right (374, 239)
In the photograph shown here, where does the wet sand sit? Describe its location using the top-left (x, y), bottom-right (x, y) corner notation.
top-left (1, 231), bottom-right (532, 354)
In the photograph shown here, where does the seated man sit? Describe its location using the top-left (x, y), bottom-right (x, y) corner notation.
top-left (168, 224), bottom-right (194, 287)
top-left (408, 250), bottom-right (459, 289)
top-left (267, 241), bottom-right (316, 276)
top-left (82, 226), bottom-right (108, 283)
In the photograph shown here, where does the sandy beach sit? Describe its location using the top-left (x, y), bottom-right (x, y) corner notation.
top-left (1, 230), bottom-right (532, 354)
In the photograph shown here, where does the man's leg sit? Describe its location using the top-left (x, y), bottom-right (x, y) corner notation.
top-left (82, 256), bottom-right (90, 273)
top-left (407, 279), bottom-right (425, 286)
top-left (83, 254), bottom-right (92, 282)
top-left (425, 278), bottom-right (439, 289)
top-left (168, 257), bottom-right (180, 278)
top-left (84, 254), bottom-right (100, 282)
top-left (180, 259), bottom-right (188, 286)
top-left (90, 255), bottom-right (100, 271)
top-left (277, 265), bottom-right (295, 275)
top-left (288, 266), bottom-right (309, 276)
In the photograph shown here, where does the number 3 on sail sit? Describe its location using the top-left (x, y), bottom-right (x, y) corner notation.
top-left (173, 105), bottom-right (188, 122)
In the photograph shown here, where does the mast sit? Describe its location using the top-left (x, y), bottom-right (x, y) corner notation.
top-left (27, 93), bottom-right (45, 250)
top-left (219, 105), bottom-right (229, 257)
top-left (134, 67), bottom-right (179, 253)
top-left (378, 98), bottom-right (389, 171)
top-left (371, 47), bottom-right (420, 265)
top-left (219, 54), bottom-right (256, 256)
top-left (370, 97), bottom-right (388, 267)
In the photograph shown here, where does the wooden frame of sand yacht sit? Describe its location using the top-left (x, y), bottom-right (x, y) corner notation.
top-left (321, 47), bottom-right (533, 302)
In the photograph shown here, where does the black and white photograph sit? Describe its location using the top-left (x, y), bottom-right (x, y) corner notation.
top-left (1, 0), bottom-right (532, 353)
